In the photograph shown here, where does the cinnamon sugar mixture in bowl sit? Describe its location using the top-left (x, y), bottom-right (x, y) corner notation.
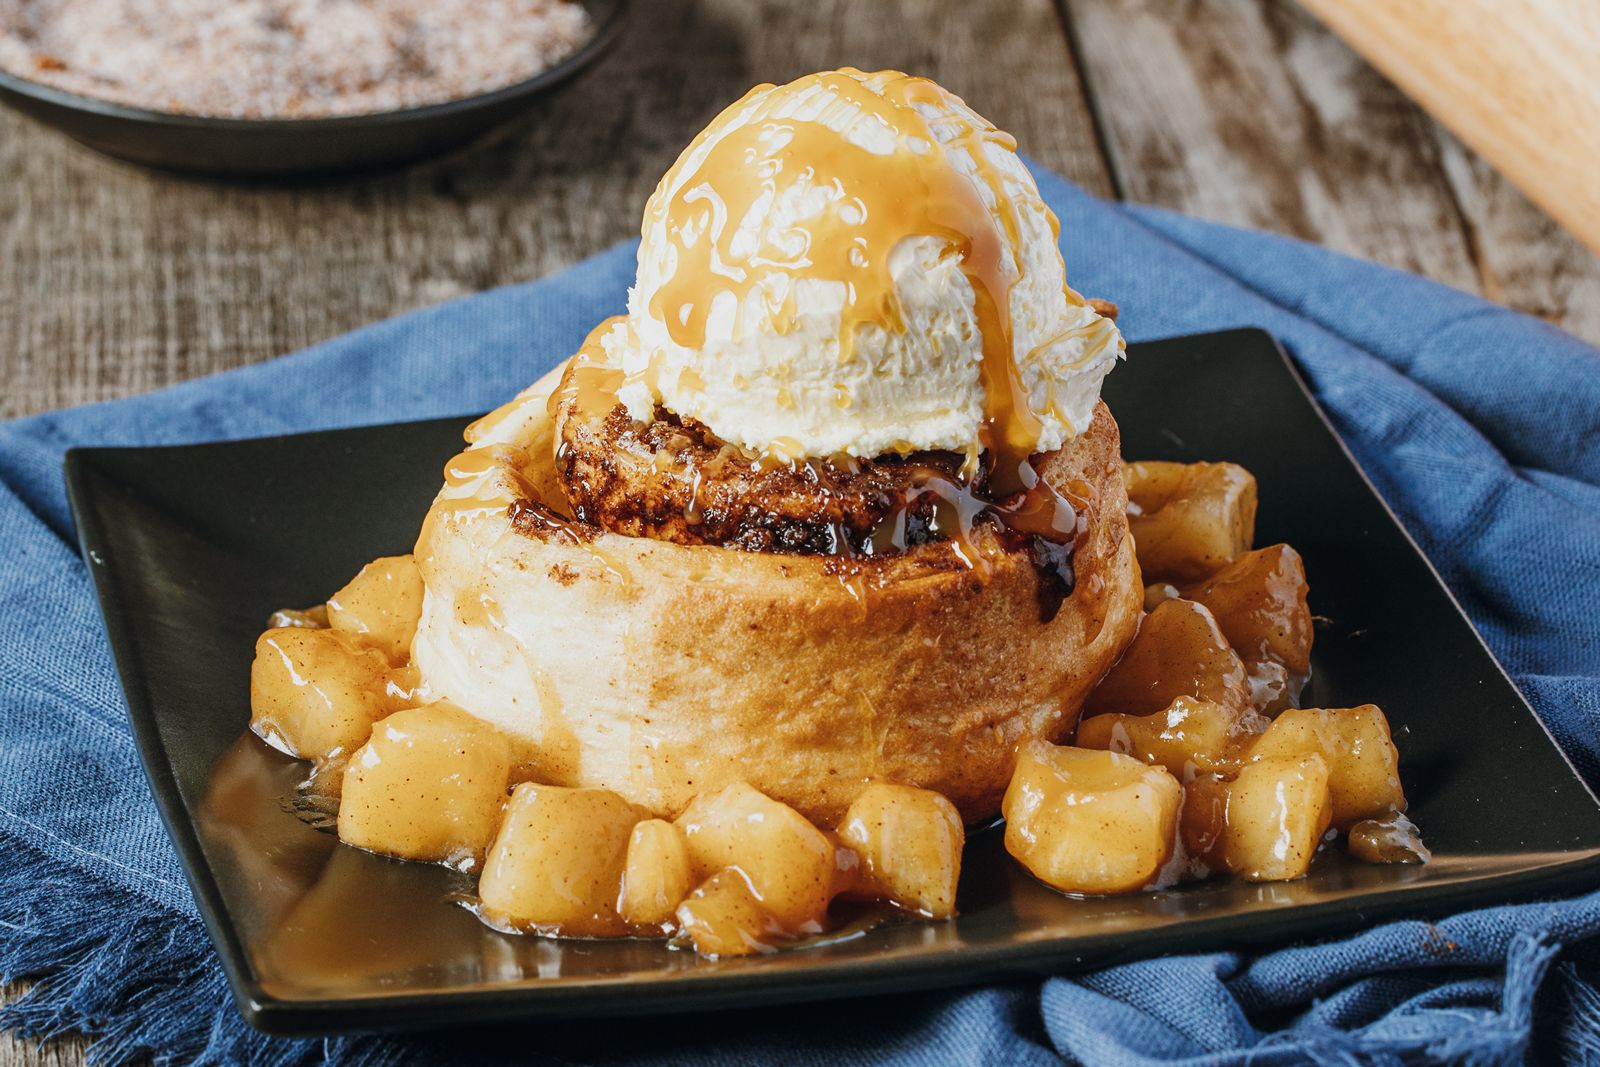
top-left (0, 0), bottom-right (590, 118)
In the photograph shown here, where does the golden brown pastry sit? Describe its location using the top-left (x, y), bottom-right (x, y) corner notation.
top-left (406, 68), bottom-right (1140, 826)
top-left (411, 360), bottom-right (1140, 825)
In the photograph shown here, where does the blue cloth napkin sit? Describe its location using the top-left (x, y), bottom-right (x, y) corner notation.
top-left (2, 166), bottom-right (1598, 1067)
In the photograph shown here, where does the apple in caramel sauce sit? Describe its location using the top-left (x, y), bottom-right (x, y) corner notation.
top-left (246, 69), bottom-right (1422, 957)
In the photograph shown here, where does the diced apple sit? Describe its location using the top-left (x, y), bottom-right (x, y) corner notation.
top-left (1179, 773), bottom-right (1231, 872)
top-left (1076, 695), bottom-right (1261, 778)
top-left (1001, 742), bottom-right (1182, 895)
top-left (250, 626), bottom-right (391, 759)
top-left (1347, 812), bottom-right (1430, 865)
top-left (1246, 706), bottom-right (1404, 827)
top-left (337, 702), bottom-right (512, 865)
top-left (478, 784), bottom-right (644, 936)
top-left (327, 555), bottom-right (424, 664)
top-left (1084, 598), bottom-right (1252, 717)
top-left (1143, 582), bottom-right (1181, 612)
top-left (675, 782), bottom-right (837, 933)
top-left (618, 819), bottom-right (695, 929)
top-left (268, 604), bottom-right (329, 629)
top-left (1223, 754), bottom-right (1332, 881)
top-left (380, 662), bottom-right (428, 710)
top-left (1123, 461), bottom-right (1257, 582)
top-left (674, 871), bottom-right (783, 957)
top-left (1181, 544), bottom-right (1312, 713)
top-left (837, 784), bottom-right (964, 919)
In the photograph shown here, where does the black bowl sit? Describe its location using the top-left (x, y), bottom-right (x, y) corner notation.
top-left (0, 0), bottom-right (627, 178)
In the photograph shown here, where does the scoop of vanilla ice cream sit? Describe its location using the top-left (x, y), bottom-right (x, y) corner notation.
top-left (607, 68), bottom-right (1122, 461)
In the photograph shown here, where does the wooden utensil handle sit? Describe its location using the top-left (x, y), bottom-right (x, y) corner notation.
top-left (1297, 0), bottom-right (1600, 256)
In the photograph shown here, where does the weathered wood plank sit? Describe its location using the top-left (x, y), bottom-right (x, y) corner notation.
top-left (1296, 0), bottom-right (1600, 258)
top-left (1435, 136), bottom-right (1600, 343)
top-left (0, 985), bottom-right (89, 1067)
top-left (0, 0), bottom-right (1108, 421)
top-left (1059, 0), bottom-right (1482, 284)
top-left (1057, 0), bottom-right (1600, 344)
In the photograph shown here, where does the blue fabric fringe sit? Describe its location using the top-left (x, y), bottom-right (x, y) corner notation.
top-left (8, 825), bottom-right (1600, 1065)
top-left (0, 833), bottom-right (398, 1066)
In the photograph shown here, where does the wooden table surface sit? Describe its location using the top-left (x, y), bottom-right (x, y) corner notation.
top-left (3, 0), bottom-right (1597, 1061)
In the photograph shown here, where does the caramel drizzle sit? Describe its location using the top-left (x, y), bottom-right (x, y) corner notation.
top-left (418, 324), bottom-right (634, 585)
top-left (642, 68), bottom-right (1048, 487)
top-left (826, 456), bottom-right (1090, 617)
top-left (548, 317), bottom-right (627, 424)
top-left (417, 443), bottom-right (537, 552)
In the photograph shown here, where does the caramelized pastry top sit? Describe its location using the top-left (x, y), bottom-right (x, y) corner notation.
top-left (551, 356), bottom-right (1102, 576)
top-left (554, 396), bottom-right (973, 555)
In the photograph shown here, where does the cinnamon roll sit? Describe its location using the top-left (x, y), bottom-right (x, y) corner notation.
top-left (412, 363), bottom-right (1140, 825)
top-left (408, 67), bottom-right (1142, 825)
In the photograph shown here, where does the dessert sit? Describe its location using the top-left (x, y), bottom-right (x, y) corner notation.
top-left (246, 68), bottom-right (1424, 958)
top-left (409, 67), bottom-right (1138, 824)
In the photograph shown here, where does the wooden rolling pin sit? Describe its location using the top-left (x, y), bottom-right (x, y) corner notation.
top-left (1296, 0), bottom-right (1600, 256)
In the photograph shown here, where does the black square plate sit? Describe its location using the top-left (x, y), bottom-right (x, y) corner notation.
top-left (65, 328), bottom-right (1600, 1036)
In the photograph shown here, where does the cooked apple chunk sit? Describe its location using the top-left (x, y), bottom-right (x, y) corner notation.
top-left (676, 782), bottom-right (838, 932)
top-left (1347, 812), bottom-right (1430, 865)
top-left (1124, 460), bottom-right (1257, 582)
top-left (1223, 754), bottom-right (1332, 881)
top-left (380, 662), bottom-right (428, 709)
top-left (337, 702), bottom-right (512, 865)
top-left (268, 604), bottom-right (329, 629)
top-left (675, 870), bottom-right (784, 957)
top-left (1181, 544), bottom-right (1312, 713)
top-left (1076, 695), bottom-right (1262, 778)
top-left (1246, 705), bottom-right (1404, 827)
top-left (1002, 742), bottom-right (1182, 896)
top-left (837, 784), bottom-right (964, 919)
top-left (250, 626), bottom-right (391, 759)
top-left (326, 554), bottom-right (425, 664)
top-left (1178, 773), bottom-right (1231, 872)
top-left (1084, 598), bottom-right (1252, 717)
top-left (618, 818), bottom-right (695, 929)
top-left (478, 784), bottom-right (644, 936)
top-left (1143, 582), bottom-right (1181, 612)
